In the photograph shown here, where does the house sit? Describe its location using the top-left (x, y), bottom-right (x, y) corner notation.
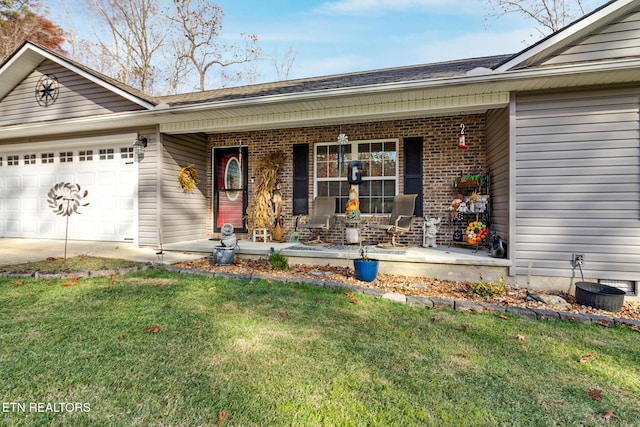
top-left (1, 0), bottom-right (639, 297)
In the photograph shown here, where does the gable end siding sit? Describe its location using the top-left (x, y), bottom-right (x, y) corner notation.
top-left (514, 88), bottom-right (640, 281)
top-left (0, 60), bottom-right (144, 127)
top-left (544, 8), bottom-right (640, 66)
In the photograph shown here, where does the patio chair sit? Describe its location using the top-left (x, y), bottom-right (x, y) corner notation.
top-left (370, 194), bottom-right (418, 247)
top-left (298, 196), bottom-right (336, 245)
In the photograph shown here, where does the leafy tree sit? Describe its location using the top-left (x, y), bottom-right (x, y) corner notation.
top-left (485, 0), bottom-right (601, 37)
top-left (0, 0), bottom-right (66, 60)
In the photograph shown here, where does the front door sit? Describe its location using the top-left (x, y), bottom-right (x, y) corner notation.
top-left (214, 147), bottom-right (248, 232)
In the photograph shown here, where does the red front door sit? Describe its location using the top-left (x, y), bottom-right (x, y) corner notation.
top-left (214, 147), bottom-right (248, 231)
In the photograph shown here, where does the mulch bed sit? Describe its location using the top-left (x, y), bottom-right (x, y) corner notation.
top-left (175, 257), bottom-right (640, 323)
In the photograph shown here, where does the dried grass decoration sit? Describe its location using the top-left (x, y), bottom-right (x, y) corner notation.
top-left (178, 164), bottom-right (199, 192)
top-left (246, 152), bottom-right (285, 233)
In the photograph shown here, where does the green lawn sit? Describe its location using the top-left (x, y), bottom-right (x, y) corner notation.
top-left (1, 268), bottom-right (639, 426)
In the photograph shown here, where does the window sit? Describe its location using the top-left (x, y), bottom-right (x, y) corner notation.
top-left (79, 150), bottom-right (93, 161)
top-left (315, 139), bottom-right (397, 214)
top-left (41, 153), bottom-right (54, 164)
top-left (0, 156), bottom-right (3, 167)
top-left (99, 148), bottom-right (114, 160)
top-left (120, 146), bottom-right (134, 159)
top-left (24, 154), bottom-right (36, 165)
top-left (7, 155), bottom-right (19, 166)
top-left (59, 151), bottom-right (73, 163)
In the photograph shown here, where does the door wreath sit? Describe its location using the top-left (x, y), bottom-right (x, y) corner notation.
top-left (178, 164), bottom-right (199, 192)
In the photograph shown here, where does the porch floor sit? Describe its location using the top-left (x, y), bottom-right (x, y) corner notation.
top-left (162, 239), bottom-right (512, 284)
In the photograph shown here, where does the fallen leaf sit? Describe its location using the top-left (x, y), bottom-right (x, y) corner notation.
top-left (117, 334), bottom-right (126, 340)
top-left (315, 298), bottom-right (324, 304)
top-left (498, 314), bottom-right (509, 320)
top-left (567, 316), bottom-right (576, 322)
top-left (154, 283), bottom-right (163, 287)
top-left (431, 317), bottom-right (440, 323)
top-left (455, 353), bottom-right (468, 358)
top-left (580, 352), bottom-right (594, 363)
top-left (12, 280), bottom-right (23, 286)
top-left (350, 298), bottom-right (360, 304)
top-left (279, 311), bottom-right (289, 318)
top-left (146, 325), bottom-right (160, 333)
top-left (461, 324), bottom-right (467, 333)
top-left (216, 408), bottom-right (228, 426)
top-left (61, 282), bottom-right (71, 287)
top-left (110, 274), bottom-right (116, 285)
top-left (602, 410), bottom-right (615, 423)
top-left (596, 320), bottom-right (611, 328)
top-left (102, 285), bottom-right (110, 289)
top-left (516, 334), bottom-right (526, 341)
top-left (345, 292), bottom-right (354, 298)
top-left (630, 325), bottom-right (640, 334)
top-left (588, 389), bottom-right (602, 400)
top-left (266, 279), bottom-right (272, 284)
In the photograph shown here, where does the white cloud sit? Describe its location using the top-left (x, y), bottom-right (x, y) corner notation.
top-left (315, 0), bottom-right (483, 15)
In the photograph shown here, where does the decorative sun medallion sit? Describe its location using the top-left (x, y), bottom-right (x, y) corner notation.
top-left (35, 74), bottom-right (59, 107)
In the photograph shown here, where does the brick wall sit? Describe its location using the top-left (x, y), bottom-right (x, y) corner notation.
top-left (207, 114), bottom-right (487, 246)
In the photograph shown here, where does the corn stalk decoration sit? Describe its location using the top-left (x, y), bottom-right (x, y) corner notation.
top-left (245, 152), bottom-right (284, 234)
top-left (47, 182), bottom-right (89, 268)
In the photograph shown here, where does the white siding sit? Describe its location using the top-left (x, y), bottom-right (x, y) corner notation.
top-left (0, 60), bottom-right (144, 127)
top-left (486, 108), bottom-right (510, 242)
top-left (514, 88), bottom-right (640, 281)
top-left (159, 133), bottom-right (208, 244)
top-left (544, 8), bottom-right (640, 66)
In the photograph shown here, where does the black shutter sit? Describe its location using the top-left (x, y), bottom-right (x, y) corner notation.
top-left (403, 137), bottom-right (423, 216)
top-left (293, 144), bottom-right (309, 215)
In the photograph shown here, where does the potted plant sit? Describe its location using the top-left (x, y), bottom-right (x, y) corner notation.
top-left (353, 246), bottom-right (379, 282)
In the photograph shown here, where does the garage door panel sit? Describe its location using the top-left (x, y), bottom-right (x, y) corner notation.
top-left (0, 145), bottom-right (135, 242)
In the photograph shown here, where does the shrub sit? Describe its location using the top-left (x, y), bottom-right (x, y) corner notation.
top-left (268, 250), bottom-right (289, 270)
top-left (469, 276), bottom-right (505, 297)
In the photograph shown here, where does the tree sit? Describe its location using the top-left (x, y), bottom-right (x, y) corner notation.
top-left (485, 0), bottom-right (599, 37)
top-left (0, 0), bottom-right (66, 61)
top-left (86, 0), bottom-right (168, 94)
top-left (168, 0), bottom-right (261, 92)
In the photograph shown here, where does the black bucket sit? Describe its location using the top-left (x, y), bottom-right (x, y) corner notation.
top-left (575, 282), bottom-right (625, 312)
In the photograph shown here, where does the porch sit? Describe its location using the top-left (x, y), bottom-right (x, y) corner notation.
top-left (162, 238), bottom-right (511, 285)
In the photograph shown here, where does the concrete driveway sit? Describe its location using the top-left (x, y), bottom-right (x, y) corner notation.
top-left (0, 238), bottom-right (204, 267)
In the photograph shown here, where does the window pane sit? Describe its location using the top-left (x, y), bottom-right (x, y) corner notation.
top-left (317, 162), bottom-right (327, 178)
top-left (317, 181), bottom-right (328, 196)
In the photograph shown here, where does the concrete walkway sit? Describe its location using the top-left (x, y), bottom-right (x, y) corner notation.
top-left (0, 238), bottom-right (203, 267)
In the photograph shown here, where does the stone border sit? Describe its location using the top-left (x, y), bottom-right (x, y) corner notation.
top-left (165, 265), bottom-right (640, 329)
top-left (4, 263), bottom-right (639, 329)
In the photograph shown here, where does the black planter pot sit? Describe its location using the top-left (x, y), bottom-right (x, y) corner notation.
top-left (353, 259), bottom-right (379, 282)
top-left (575, 281), bottom-right (625, 312)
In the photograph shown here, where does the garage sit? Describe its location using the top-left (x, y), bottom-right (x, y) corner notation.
top-left (0, 134), bottom-right (137, 242)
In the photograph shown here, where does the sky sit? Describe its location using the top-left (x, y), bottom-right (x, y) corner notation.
top-left (45, 0), bottom-right (606, 86)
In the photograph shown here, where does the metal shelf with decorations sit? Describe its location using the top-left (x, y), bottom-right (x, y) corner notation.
top-left (448, 173), bottom-right (491, 252)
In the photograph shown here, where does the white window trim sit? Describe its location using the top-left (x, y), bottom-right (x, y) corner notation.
top-left (313, 138), bottom-right (399, 215)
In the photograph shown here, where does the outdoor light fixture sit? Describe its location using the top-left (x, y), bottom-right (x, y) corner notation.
top-left (133, 135), bottom-right (148, 160)
top-left (458, 124), bottom-right (467, 149)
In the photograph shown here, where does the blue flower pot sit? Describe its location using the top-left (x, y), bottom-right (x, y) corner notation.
top-left (353, 259), bottom-right (379, 282)
top-left (212, 247), bottom-right (235, 265)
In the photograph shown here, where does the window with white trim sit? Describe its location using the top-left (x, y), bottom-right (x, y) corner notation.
top-left (120, 146), bottom-right (134, 159)
top-left (315, 139), bottom-right (397, 214)
top-left (79, 150), bottom-right (93, 161)
top-left (59, 151), bottom-right (73, 163)
top-left (41, 153), bottom-right (54, 164)
top-left (7, 155), bottom-right (19, 166)
top-left (99, 148), bottom-right (114, 160)
top-left (24, 154), bottom-right (36, 165)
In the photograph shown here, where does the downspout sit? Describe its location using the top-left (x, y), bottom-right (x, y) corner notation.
top-left (508, 94), bottom-right (517, 277)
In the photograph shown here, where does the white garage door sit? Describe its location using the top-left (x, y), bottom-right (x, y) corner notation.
top-left (0, 136), bottom-right (136, 242)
